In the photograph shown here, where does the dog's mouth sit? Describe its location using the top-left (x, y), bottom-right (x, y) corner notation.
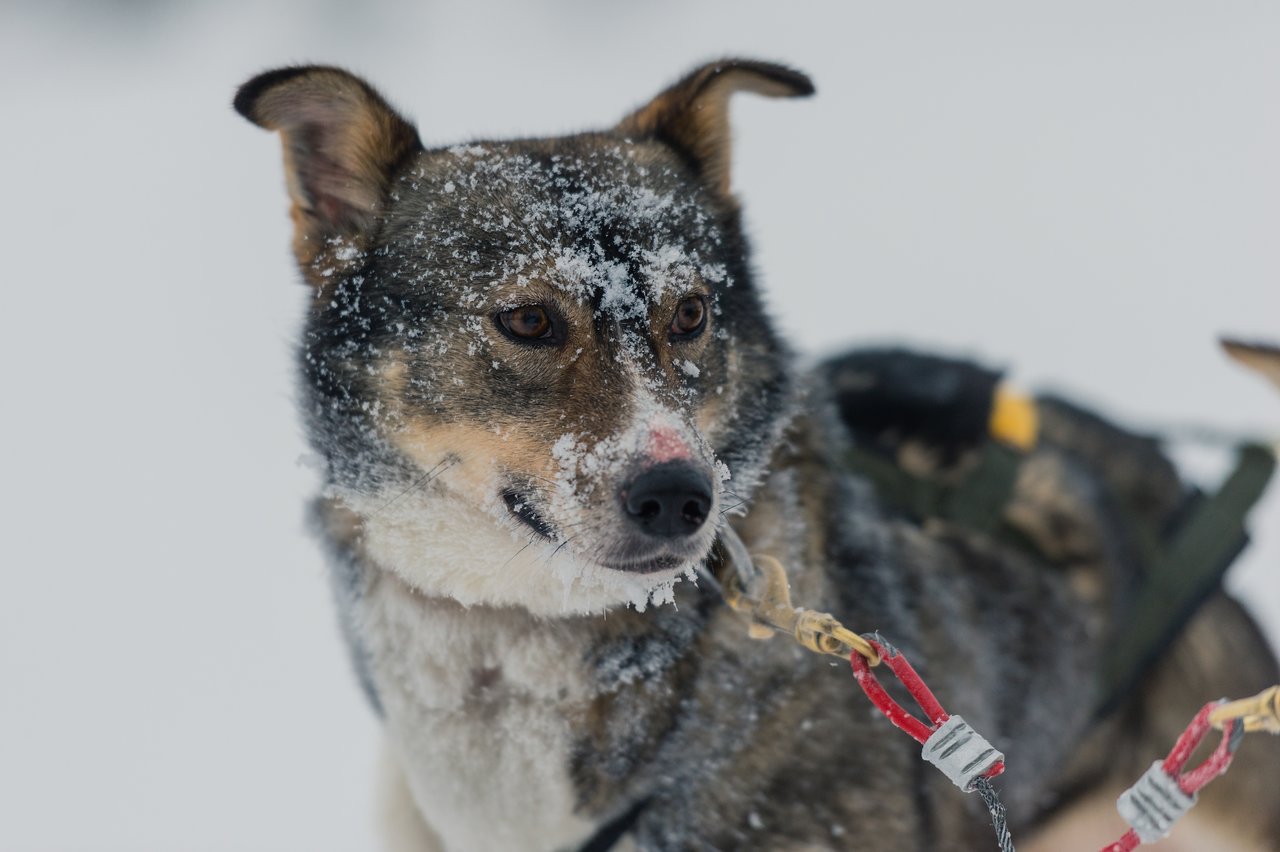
top-left (601, 554), bottom-right (686, 574)
top-left (502, 488), bottom-right (557, 541)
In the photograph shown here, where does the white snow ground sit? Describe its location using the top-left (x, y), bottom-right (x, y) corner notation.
top-left (1, 2), bottom-right (1276, 850)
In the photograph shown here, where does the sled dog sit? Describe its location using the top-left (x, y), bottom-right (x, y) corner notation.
top-left (236, 61), bottom-right (1280, 850)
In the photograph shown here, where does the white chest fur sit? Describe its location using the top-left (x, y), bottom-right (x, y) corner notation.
top-left (356, 568), bottom-right (599, 852)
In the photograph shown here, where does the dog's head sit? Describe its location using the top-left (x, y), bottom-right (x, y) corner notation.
top-left (237, 61), bottom-right (811, 613)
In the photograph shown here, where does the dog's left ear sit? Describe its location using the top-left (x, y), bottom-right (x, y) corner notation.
top-left (234, 66), bottom-right (423, 284)
top-left (617, 59), bottom-right (814, 198)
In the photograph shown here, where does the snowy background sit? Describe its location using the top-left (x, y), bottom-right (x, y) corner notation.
top-left (2, 2), bottom-right (1277, 849)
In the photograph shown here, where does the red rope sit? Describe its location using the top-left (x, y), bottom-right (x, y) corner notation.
top-left (851, 636), bottom-right (1245, 852)
top-left (1164, 703), bottom-right (1236, 795)
top-left (850, 636), bottom-right (1005, 779)
top-left (850, 644), bottom-right (936, 744)
top-left (1100, 829), bottom-right (1141, 852)
top-left (1098, 703), bottom-right (1239, 851)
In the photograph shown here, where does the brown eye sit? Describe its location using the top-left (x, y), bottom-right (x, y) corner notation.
top-left (497, 305), bottom-right (555, 343)
top-left (670, 295), bottom-right (707, 339)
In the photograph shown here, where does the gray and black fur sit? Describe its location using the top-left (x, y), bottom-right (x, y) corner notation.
top-left (236, 60), bottom-right (1280, 851)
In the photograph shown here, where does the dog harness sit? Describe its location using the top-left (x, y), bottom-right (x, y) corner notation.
top-left (837, 371), bottom-right (1276, 717)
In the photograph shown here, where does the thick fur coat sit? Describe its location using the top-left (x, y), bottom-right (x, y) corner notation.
top-left (236, 60), bottom-right (1280, 851)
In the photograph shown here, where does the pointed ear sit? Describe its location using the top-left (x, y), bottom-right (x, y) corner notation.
top-left (234, 66), bottom-right (422, 283)
top-left (616, 59), bottom-right (814, 198)
top-left (1222, 338), bottom-right (1280, 394)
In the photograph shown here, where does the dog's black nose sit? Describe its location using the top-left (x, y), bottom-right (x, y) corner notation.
top-left (624, 463), bottom-right (713, 539)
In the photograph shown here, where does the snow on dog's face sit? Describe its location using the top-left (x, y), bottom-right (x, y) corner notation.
top-left (236, 62), bottom-right (811, 613)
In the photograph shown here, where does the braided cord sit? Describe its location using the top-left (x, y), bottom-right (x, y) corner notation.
top-left (972, 776), bottom-right (1016, 852)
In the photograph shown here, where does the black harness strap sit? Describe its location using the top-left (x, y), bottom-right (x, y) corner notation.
top-left (571, 796), bottom-right (651, 852)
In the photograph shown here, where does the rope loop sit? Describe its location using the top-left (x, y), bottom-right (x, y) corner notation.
top-left (1104, 702), bottom-right (1243, 851)
top-left (850, 634), bottom-right (1006, 786)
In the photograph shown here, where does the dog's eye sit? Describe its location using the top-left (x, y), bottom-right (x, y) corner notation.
top-left (670, 296), bottom-right (707, 339)
top-left (496, 305), bottom-right (555, 343)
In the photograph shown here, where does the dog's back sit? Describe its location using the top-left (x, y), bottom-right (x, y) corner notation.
top-left (823, 348), bottom-right (1280, 848)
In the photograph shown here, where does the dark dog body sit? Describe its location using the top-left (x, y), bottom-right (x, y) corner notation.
top-left (237, 61), bottom-right (1280, 850)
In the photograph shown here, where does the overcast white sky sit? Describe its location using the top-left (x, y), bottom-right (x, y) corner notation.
top-left (2, 2), bottom-right (1277, 849)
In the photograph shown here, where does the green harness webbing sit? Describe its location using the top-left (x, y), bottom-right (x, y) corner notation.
top-left (847, 440), bottom-right (1277, 718)
top-left (1097, 443), bottom-right (1277, 716)
top-left (844, 441), bottom-right (1024, 538)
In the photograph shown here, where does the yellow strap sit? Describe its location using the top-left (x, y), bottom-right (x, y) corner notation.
top-left (988, 384), bottom-right (1039, 451)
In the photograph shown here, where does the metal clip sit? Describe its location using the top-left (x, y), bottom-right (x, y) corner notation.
top-left (1209, 685), bottom-right (1280, 735)
top-left (717, 527), bottom-right (880, 665)
top-left (794, 609), bottom-right (881, 664)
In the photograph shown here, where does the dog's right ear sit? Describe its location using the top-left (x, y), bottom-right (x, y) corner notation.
top-left (234, 66), bottom-right (422, 284)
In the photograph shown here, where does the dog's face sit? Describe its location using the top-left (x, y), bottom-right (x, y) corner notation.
top-left (237, 62), bottom-right (812, 613)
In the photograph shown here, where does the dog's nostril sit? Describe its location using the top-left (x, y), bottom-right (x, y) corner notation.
top-left (682, 499), bottom-right (708, 525)
top-left (623, 462), bottom-right (714, 539)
